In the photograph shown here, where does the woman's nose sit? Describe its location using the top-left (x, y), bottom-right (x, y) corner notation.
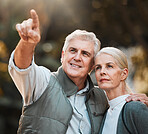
top-left (100, 67), bottom-right (106, 75)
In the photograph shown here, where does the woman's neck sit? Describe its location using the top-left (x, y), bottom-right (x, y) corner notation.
top-left (105, 83), bottom-right (128, 100)
top-left (106, 90), bottom-right (128, 100)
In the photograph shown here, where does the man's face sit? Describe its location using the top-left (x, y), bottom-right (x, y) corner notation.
top-left (61, 39), bottom-right (94, 81)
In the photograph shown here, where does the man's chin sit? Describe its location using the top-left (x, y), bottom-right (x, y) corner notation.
top-left (67, 72), bottom-right (79, 78)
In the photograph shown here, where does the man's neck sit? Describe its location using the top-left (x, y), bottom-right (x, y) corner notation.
top-left (70, 77), bottom-right (87, 91)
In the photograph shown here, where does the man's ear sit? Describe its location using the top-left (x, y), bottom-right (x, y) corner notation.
top-left (121, 68), bottom-right (128, 81)
top-left (61, 51), bottom-right (65, 63)
top-left (91, 64), bottom-right (95, 71)
top-left (89, 59), bottom-right (95, 73)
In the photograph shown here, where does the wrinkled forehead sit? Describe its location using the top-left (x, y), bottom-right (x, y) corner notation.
top-left (68, 38), bottom-right (95, 50)
top-left (95, 52), bottom-right (116, 64)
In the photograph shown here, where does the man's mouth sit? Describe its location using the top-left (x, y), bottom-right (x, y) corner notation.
top-left (70, 63), bottom-right (81, 68)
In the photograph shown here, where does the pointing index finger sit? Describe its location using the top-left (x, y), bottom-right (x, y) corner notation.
top-left (30, 9), bottom-right (39, 28)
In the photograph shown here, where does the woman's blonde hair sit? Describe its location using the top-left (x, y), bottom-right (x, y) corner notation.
top-left (96, 47), bottom-right (128, 69)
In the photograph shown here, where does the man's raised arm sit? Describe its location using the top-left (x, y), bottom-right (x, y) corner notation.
top-left (14, 9), bottom-right (40, 69)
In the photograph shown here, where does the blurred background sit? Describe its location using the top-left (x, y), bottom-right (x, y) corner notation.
top-left (0, 0), bottom-right (148, 133)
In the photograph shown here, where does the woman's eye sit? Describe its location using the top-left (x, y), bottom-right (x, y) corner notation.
top-left (107, 65), bottom-right (113, 68)
top-left (95, 66), bottom-right (101, 71)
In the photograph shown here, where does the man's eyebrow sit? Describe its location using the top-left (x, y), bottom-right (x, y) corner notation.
top-left (82, 49), bottom-right (91, 54)
top-left (83, 50), bottom-right (91, 53)
top-left (69, 47), bottom-right (76, 49)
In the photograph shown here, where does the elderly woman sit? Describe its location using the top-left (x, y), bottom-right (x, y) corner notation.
top-left (95, 47), bottom-right (148, 134)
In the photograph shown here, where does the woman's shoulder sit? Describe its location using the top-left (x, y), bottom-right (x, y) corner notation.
top-left (118, 101), bottom-right (148, 134)
top-left (124, 101), bottom-right (148, 114)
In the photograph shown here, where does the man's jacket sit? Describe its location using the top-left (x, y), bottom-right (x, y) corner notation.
top-left (17, 67), bottom-right (108, 134)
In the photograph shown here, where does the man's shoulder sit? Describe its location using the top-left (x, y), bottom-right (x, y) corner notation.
top-left (93, 86), bottom-right (105, 94)
top-left (89, 86), bottom-right (108, 103)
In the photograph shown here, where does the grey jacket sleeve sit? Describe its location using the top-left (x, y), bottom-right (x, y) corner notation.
top-left (118, 101), bottom-right (148, 134)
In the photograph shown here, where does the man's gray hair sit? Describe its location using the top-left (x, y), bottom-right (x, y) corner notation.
top-left (62, 30), bottom-right (101, 57)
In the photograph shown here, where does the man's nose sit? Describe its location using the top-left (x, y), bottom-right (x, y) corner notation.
top-left (74, 52), bottom-right (81, 61)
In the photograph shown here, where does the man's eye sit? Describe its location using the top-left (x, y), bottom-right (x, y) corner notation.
top-left (70, 49), bottom-right (76, 53)
top-left (83, 52), bottom-right (88, 56)
top-left (82, 51), bottom-right (90, 57)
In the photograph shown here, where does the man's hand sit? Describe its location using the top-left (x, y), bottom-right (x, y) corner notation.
top-left (126, 93), bottom-right (148, 106)
top-left (16, 9), bottom-right (40, 44)
top-left (14, 9), bottom-right (41, 69)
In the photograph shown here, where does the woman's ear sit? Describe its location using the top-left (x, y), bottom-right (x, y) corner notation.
top-left (121, 68), bottom-right (128, 81)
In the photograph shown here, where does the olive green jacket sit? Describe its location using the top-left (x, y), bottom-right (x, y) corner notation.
top-left (17, 66), bottom-right (108, 134)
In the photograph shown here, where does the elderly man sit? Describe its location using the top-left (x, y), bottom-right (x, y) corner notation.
top-left (8, 9), bottom-right (148, 134)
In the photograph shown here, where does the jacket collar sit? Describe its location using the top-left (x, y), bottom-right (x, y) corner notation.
top-left (53, 66), bottom-right (94, 97)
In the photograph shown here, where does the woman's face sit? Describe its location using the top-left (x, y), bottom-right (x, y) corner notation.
top-left (95, 53), bottom-right (125, 91)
